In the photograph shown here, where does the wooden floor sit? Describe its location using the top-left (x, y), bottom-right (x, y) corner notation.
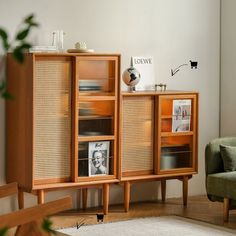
top-left (51, 195), bottom-right (236, 231)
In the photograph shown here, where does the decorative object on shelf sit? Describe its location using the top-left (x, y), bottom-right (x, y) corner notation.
top-left (122, 59), bottom-right (141, 92)
top-left (155, 83), bottom-right (167, 91)
top-left (171, 60), bottom-right (198, 76)
top-left (67, 41), bottom-right (94, 53)
top-left (75, 42), bottom-right (87, 50)
top-left (88, 141), bottom-right (110, 176)
top-left (79, 80), bottom-right (101, 92)
top-left (132, 56), bottom-right (155, 90)
top-left (172, 99), bottom-right (191, 132)
top-left (52, 30), bottom-right (65, 52)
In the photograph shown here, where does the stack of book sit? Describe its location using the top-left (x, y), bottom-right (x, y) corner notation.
top-left (29, 45), bottom-right (57, 53)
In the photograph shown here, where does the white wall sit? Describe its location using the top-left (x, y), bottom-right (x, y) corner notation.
top-left (221, 0), bottom-right (236, 136)
top-left (0, 0), bottom-right (220, 213)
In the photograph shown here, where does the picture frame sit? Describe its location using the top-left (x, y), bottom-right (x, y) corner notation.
top-left (88, 141), bottom-right (110, 176)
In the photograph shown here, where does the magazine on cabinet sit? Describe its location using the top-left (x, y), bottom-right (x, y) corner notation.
top-left (88, 141), bottom-right (110, 176)
top-left (172, 99), bottom-right (191, 132)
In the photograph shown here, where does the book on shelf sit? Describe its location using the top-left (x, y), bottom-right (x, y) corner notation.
top-left (172, 99), bottom-right (191, 132)
top-left (131, 56), bottom-right (155, 90)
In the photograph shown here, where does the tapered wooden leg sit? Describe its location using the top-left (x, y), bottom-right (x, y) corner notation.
top-left (37, 190), bottom-right (45, 204)
top-left (182, 176), bottom-right (188, 206)
top-left (223, 198), bottom-right (230, 222)
top-left (124, 181), bottom-right (131, 212)
top-left (82, 188), bottom-right (88, 210)
top-left (103, 184), bottom-right (109, 215)
top-left (161, 179), bottom-right (166, 203)
top-left (18, 188), bottom-right (24, 209)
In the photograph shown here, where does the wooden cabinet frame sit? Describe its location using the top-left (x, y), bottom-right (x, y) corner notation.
top-left (6, 53), bottom-right (198, 214)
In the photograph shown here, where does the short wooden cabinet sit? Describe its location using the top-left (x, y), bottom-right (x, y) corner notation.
top-left (6, 53), bottom-right (120, 214)
top-left (121, 92), bottom-right (198, 211)
top-left (6, 52), bottom-right (198, 214)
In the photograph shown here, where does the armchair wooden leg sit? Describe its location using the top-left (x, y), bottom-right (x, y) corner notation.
top-left (223, 198), bottom-right (230, 222)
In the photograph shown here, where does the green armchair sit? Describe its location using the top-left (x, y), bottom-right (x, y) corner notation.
top-left (205, 137), bottom-right (236, 222)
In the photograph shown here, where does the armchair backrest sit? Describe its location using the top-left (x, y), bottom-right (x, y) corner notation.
top-left (205, 136), bottom-right (236, 175)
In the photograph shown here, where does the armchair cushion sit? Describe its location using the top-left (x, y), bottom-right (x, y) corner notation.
top-left (220, 144), bottom-right (236, 172)
top-left (205, 137), bottom-right (236, 175)
top-left (207, 171), bottom-right (236, 200)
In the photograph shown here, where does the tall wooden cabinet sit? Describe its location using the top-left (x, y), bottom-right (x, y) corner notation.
top-left (121, 92), bottom-right (198, 211)
top-left (6, 53), bottom-right (120, 214)
top-left (6, 52), bottom-right (198, 214)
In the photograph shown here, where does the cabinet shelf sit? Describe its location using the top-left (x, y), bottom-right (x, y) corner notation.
top-left (161, 131), bottom-right (194, 137)
top-left (161, 115), bottom-right (172, 119)
top-left (161, 144), bottom-right (190, 148)
top-left (78, 156), bottom-right (114, 161)
top-left (79, 115), bottom-right (113, 121)
top-left (78, 135), bottom-right (115, 142)
top-left (161, 150), bottom-right (192, 155)
top-left (78, 95), bottom-right (116, 101)
top-left (161, 115), bottom-right (191, 119)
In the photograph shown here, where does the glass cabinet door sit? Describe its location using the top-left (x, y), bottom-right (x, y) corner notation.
top-left (157, 94), bottom-right (197, 173)
top-left (74, 56), bottom-right (119, 180)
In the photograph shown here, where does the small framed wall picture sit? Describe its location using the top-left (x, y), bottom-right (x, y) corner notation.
top-left (88, 141), bottom-right (110, 176)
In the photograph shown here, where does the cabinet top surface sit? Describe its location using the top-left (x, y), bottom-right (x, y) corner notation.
top-left (9, 52), bottom-right (121, 57)
top-left (121, 90), bottom-right (199, 96)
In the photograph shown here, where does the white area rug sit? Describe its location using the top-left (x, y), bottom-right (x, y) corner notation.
top-left (57, 216), bottom-right (236, 236)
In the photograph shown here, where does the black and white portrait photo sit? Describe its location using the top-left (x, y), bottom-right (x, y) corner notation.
top-left (88, 141), bottom-right (109, 176)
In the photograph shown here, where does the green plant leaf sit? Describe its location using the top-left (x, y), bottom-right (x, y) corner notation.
top-left (12, 43), bottom-right (31, 63)
top-left (0, 28), bottom-right (10, 50)
top-left (20, 42), bottom-right (31, 50)
top-left (24, 14), bottom-right (39, 27)
top-left (42, 218), bottom-right (56, 235)
top-left (0, 227), bottom-right (8, 236)
top-left (24, 14), bottom-right (34, 24)
top-left (0, 28), bottom-right (8, 40)
top-left (12, 47), bottom-right (24, 63)
top-left (2, 90), bottom-right (14, 99)
top-left (16, 28), bottom-right (30, 40)
top-left (0, 80), bottom-right (6, 91)
top-left (3, 39), bottom-right (10, 50)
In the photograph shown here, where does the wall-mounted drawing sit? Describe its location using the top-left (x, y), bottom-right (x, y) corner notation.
top-left (171, 60), bottom-right (198, 77)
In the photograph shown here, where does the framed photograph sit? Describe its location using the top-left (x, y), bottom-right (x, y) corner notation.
top-left (172, 99), bottom-right (191, 132)
top-left (88, 141), bottom-right (110, 176)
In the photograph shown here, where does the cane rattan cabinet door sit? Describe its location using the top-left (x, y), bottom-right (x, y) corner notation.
top-left (33, 57), bottom-right (72, 184)
top-left (122, 95), bottom-right (155, 177)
